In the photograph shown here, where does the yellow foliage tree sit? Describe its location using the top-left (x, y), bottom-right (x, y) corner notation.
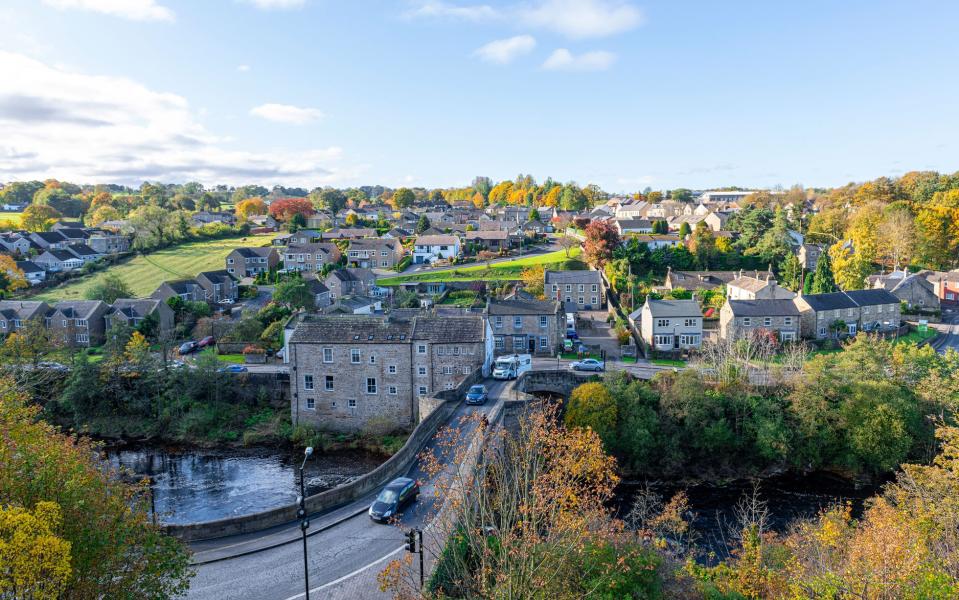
top-left (828, 241), bottom-right (872, 290)
top-left (0, 501), bottom-right (72, 600)
top-left (520, 265), bottom-right (545, 299)
top-left (235, 197), bottom-right (267, 220)
top-left (0, 255), bottom-right (27, 293)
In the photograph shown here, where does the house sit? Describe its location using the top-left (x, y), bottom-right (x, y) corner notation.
top-left (226, 247), bottom-right (280, 277)
top-left (719, 299), bottom-right (801, 342)
top-left (465, 230), bottom-right (510, 252)
top-left (283, 243), bottom-right (341, 274)
top-left (286, 230), bottom-right (322, 245)
top-left (304, 278), bottom-right (331, 308)
top-left (29, 231), bottom-right (68, 250)
top-left (0, 233), bottom-right (34, 256)
top-left (287, 314), bottom-right (490, 432)
top-left (191, 211), bottom-right (236, 227)
top-left (347, 238), bottom-right (405, 269)
top-left (105, 299), bottom-right (175, 338)
top-left (699, 190), bottom-right (759, 204)
top-left (151, 279), bottom-right (205, 303)
top-left (544, 270), bottom-right (605, 310)
top-left (384, 228), bottom-right (411, 240)
top-left (870, 270), bottom-right (938, 310)
top-left (55, 228), bottom-right (89, 245)
top-left (196, 271), bottom-right (239, 303)
top-left (627, 234), bottom-right (681, 250)
top-left (34, 249), bottom-right (84, 272)
top-left (794, 289), bottom-right (902, 339)
top-left (664, 268), bottom-right (741, 292)
top-left (630, 298), bottom-right (703, 353)
top-left (15, 261), bottom-right (45, 285)
top-left (797, 243), bottom-right (824, 271)
top-left (46, 301), bottom-right (109, 347)
top-left (924, 270), bottom-right (959, 308)
top-left (413, 235), bottom-right (461, 264)
top-left (65, 244), bottom-right (101, 264)
top-left (486, 297), bottom-right (563, 356)
top-left (324, 296), bottom-right (383, 315)
top-left (323, 268), bottom-right (382, 301)
top-left (614, 218), bottom-right (654, 235)
top-left (320, 228), bottom-right (376, 240)
top-left (703, 211), bottom-right (733, 232)
top-left (86, 229), bottom-right (130, 254)
top-left (248, 215), bottom-right (279, 230)
top-left (726, 273), bottom-right (796, 301)
top-left (0, 301), bottom-right (50, 337)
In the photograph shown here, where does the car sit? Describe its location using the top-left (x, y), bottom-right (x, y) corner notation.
top-left (197, 336), bottom-right (215, 348)
top-left (178, 341), bottom-right (198, 355)
top-left (570, 358), bottom-right (605, 372)
top-left (220, 298), bottom-right (235, 305)
top-left (566, 328), bottom-right (579, 340)
top-left (465, 384), bottom-right (488, 405)
top-left (217, 364), bottom-right (248, 373)
top-left (369, 477), bottom-right (419, 523)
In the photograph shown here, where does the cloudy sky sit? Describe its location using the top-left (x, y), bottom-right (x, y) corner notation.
top-left (1, 0), bottom-right (957, 192)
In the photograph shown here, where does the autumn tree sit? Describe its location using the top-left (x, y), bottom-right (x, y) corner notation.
top-left (21, 204), bottom-right (61, 232)
top-left (88, 205), bottom-right (121, 226)
top-left (689, 222), bottom-right (717, 269)
top-left (0, 256), bottom-right (27, 295)
top-left (392, 187), bottom-right (415, 209)
top-left (268, 197), bottom-right (315, 222)
top-left (520, 265), bottom-right (545, 299)
top-left (565, 381), bottom-right (618, 446)
top-left (235, 197), bottom-right (267, 220)
top-left (0, 501), bottom-right (72, 599)
top-left (583, 220), bottom-right (620, 268)
top-left (316, 188), bottom-right (347, 220)
top-left (84, 273), bottom-right (133, 303)
top-left (879, 204), bottom-right (915, 269)
top-left (558, 231), bottom-right (579, 258)
top-left (828, 241), bottom-right (870, 290)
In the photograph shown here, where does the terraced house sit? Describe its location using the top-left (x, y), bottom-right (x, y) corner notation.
top-left (486, 296), bottom-right (564, 356)
top-left (226, 247), bottom-right (279, 277)
top-left (283, 242), bottom-right (341, 274)
top-left (719, 299), bottom-right (800, 342)
top-left (544, 270), bottom-right (605, 310)
top-left (794, 289), bottom-right (901, 339)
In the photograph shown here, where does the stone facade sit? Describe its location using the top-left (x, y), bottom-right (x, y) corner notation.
top-left (719, 299), bottom-right (801, 342)
top-left (487, 297), bottom-right (563, 356)
top-left (794, 290), bottom-right (902, 339)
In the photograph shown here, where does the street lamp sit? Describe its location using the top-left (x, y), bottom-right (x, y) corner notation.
top-left (298, 446), bottom-right (314, 600)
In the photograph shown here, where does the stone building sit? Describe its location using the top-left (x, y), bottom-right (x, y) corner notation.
top-left (719, 299), bottom-right (800, 342)
top-left (793, 289), bottom-right (902, 339)
top-left (486, 297), bottom-right (564, 356)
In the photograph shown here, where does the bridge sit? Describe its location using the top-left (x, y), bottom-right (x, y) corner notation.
top-left (516, 369), bottom-right (597, 397)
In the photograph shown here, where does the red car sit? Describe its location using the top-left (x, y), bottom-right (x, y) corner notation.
top-left (197, 336), bottom-right (215, 348)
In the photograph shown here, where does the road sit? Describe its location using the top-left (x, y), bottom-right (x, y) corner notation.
top-left (185, 378), bottom-right (512, 600)
top-left (931, 314), bottom-right (959, 354)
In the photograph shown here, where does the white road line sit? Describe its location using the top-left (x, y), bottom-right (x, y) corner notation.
top-left (280, 545), bottom-right (405, 600)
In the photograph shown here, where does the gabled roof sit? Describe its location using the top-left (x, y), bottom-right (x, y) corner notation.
top-left (544, 270), bottom-right (601, 284)
top-left (0, 300), bottom-right (48, 320)
top-left (51, 300), bottom-right (106, 318)
top-left (42, 249), bottom-right (80, 261)
top-left (466, 230), bottom-right (508, 240)
top-left (107, 298), bottom-right (162, 318)
top-left (412, 316), bottom-right (485, 343)
top-left (642, 298), bottom-right (702, 318)
top-left (727, 299), bottom-right (799, 317)
top-left (232, 247), bottom-right (276, 258)
top-left (15, 260), bottom-right (43, 273)
top-left (32, 231), bottom-right (66, 242)
top-left (289, 315), bottom-right (413, 344)
top-left (487, 297), bottom-right (560, 316)
top-left (800, 289), bottom-right (900, 311)
top-left (414, 235), bottom-right (459, 246)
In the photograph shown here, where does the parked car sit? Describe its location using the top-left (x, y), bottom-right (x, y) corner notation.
top-left (217, 364), bottom-right (248, 373)
top-left (570, 358), bottom-right (604, 372)
top-left (369, 477), bottom-right (419, 523)
top-left (465, 384), bottom-right (488, 405)
top-left (197, 336), bottom-right (215, 348)
top-left (566, 328), bottom-right (579, 340)
top-left (220, 298), bottom-right (235, 305)
top-left (178, 341), bottom-right (198, 355)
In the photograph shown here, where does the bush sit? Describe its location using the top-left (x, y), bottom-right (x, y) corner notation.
top-left (565, 382), bottom-right (617, 446)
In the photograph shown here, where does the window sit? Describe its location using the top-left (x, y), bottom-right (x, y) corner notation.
top-left (388, 364), bottom-right (397, 374)
top-left (366, 378), bottom-right (377, 394)
top-left (417, 344), bottom-right (427, 354)
top-left (552, 284), bottom-right (558, 292)
top-left (0, 322), bottom-right (5, 329)
top-left (578, 284), bottom-right (584, 293)
top-left (684, 318), bottom-right (697, 327)
top-left (76, 333), bottom-right (88, 343)
top-left (539, 315), bottom-right (548, 328)
top-left (306, 398), bottom-right (315, 410)
top-left (61, 319), bottom-right (67, 327)
top-left (656, 319), bottom-right (670, 328)
top-left (763, 317), bottom-right (772, 327)
top-left (781, 331), bottom-right (796, 342)
top-left (351, 349), bottom-right (360, 364)
top-left (743, 317), bottom-right (752, 326)
top-left (304, 375), bottom-right (314, 390)
top-left (514, 316), bottom-right (522, 329)
top-left (591, 296), bottom-right (598, 305)
top-left (388, 386), bottom-right (397, 395)
top-left (12, 320), bottom-right (21, 328)
top-left (442, 366), bottom-right (453, 375)
top-left (325, 375), bottom-right (334, 391)
top-left (418, 366), bottom-right (427, 376)
top-left (680, 334), bottom-right (700, 346)
top-left (539, 336), bottom-right (548, 350)
top-left (847, 308), bottom-right (855, 317)
top-left (654, 335), bottom-right (672, 346)
top-left (323, 348), bottom-right (333, 363)
top-left (784, 317), bottom-right (793, 326)
top-left (494, 316), bottom-right (503, 329)
top-left (819, 327), bottom-right (827, 337)
top-left (418, 386), bottom-right (428, 396)
top-left (369, 354), bottom-right (376, 364)
top-left (877, 304), bottom-right (883, 313)
top-left (591, 284), bottom-right (598, 292)
top-left (462, 365), bottom-right (471, 374)
top-left (453, 346), bottom-right (460, 356)
top-left (495, 337), bottom-right (505, 350)
top-left (227, 258), bottom-right (234, 264)
top-left (348, 399), bottom-right (357, 409)
top-left (565, 284), bottom-right (571, 292)
top-left (381, 261), bottom-right (388, 267)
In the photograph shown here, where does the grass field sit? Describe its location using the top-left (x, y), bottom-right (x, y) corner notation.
top-left (378, 248), bottom-right (584, 285)
top-left (34, 235), bottom-right (273, 301)
top-left (0, 212), bottom-right (24, 228)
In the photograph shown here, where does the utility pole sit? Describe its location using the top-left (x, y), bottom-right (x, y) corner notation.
top-left (406, 528), bottom-right (424, 588)
top-left (298, 447), bottom-right (314, 600)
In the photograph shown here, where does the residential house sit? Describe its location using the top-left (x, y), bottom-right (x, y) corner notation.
top-left (104, 298), bottom-right (175, 338)
top-left (86, 229), bottom-right (130, 254)
top-left (0, 301), bottom-right (50, 337)
top-left (614, 218), bottom-right (654, 235)
top-left (465, 230), bottom-right (510, 252)
top-left (719, 299), bottom-right (801, 342)
top-left (794, 289), bottom-right (902, 339)
top-left (384, 227), bottom-right (411, 240)
top-left (544, 270), bottom-right (605, 310)
top-left (630, 298), bottom-right (703, 353)
top-left (191, 211), bottom-right (236, 227)
top-left (870, 270), bottom-right (939, 310)
top-left (151, 279), bottom-right (205, 303)
top-left (411, 316), bottom-right (492, 394)
top-left (0, 233), bottom-right (34, 256)
top-left (29, 231), bottom-right (68, 250)
top-left (924, 271), bottom-right (959, 309)
top-left (797, 243), bottom-right (824, 271)
top-left (664, 268), bottom-right (745, 292)
top-left (283, 243), bottom-right (341, 274)
top-left (15, 261), bottom-right (45, 285)
top-left (320, 228), bottom-right (375, 240)
top-left (226, 247), bottom-right (280, 277)
top-left (726, 273), bottom-right (796, 301)
top-left (347, 238), bottom-right (405, 269)
top-left (628, 234), bottom-right (681, 250)
top-left (287, 230), bottom-right (322, 245)
top-left (46, 301), bottom-right (109, 347)
top-left (703, 211), bottom-right (733, 232)
top-left (412, 235), bottom-right (461, 264)
top-left (195, 270), bottom-right (239, 303)
top-left (324, 296), bottom-right (382, 315)
top-left (65, 244), bottom-right (101, 264)
top-left (486, 297), bottom-right (563, 356)
top-left (34, 249), bottom-right (84, 272)
top-left (55, 228), bottom-right (89, 245)
top-left (323, 268), bottom-right (382, 301)
top-left (304, 278), bottom-right (331, 308)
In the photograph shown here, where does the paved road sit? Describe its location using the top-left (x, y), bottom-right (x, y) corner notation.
top-left (185, 379), bottom-right (511, 600)
top-left (932, 314), bottom-right (959, 354)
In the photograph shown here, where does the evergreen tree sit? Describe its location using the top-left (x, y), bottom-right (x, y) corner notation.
top-left (809, 251), bottom-right (838, 294)
top-left (678, 222), bottom-right (692, 238)
top-left (415, 214), bottom-right (431, 234)
top-left (780, 252), bottom-right (802, 291)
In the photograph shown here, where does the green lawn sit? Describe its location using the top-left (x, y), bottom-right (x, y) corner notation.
top-left (378, 247), bottom-right (584, 285)
top-left (651, 358), bottom-right (687, 367)
top-left (892, 327), bottom-right (938, 345)
top-left (0, 212), bottom-right (24, 227)
top-left (33, 235), bottom-right (273, 301)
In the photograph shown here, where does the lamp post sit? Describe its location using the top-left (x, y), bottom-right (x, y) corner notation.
top-left (298, 446), bottom-right (314, 600)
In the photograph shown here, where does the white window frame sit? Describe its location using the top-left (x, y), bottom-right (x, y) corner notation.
top-left (351, 349), bottom-right (360, 364)
top-left (325, 375), bottom-right (334, 391)
top-left (323, 348), bottom-right (333, 363)
top-left (303, 375), bottom-right (314, 390)
top-left (306, 397), bottom-right (315, 410)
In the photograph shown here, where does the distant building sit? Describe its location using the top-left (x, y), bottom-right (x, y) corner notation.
top-left (870, 270), bottom-right (938, 310)
top-left (413, 235), bottom-right (461, 264)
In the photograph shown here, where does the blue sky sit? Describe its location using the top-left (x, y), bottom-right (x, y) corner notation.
top-left (1, 0), bottom-right (957, 192)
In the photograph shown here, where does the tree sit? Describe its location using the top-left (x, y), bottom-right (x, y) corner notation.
top-left (0, 256), bottom-right (27, 294)
top-left (828, 242), bottom-right (870, 291)
top-left (678, 222), bottom-right (692, 238)
top-left (88, 205), bottom-right (121, 226)
top-left (672, 188), bottom-right (693, 202)
top-left (0, 501), bottom-right (72, 599)
top-left (415, 214), bottom-right (431, 234)
top-left (879, 204), bottom-right (915, 270)
top-left (274, 279), bottom-right (314, 310)
top-left (128, 205), bottom-right (174, 250)
top-left (21, 204), bottom-right (61, 232)
top-left (471, 176), bottom-right (492, 201)
top-left (558, 232), bottom-right (579, 258)
top-left (689, 222), bottom-right (717, 270)
top-left (520, 265), bottom-right (545, 299)
top-left (809, 249), bottom-right (838, 294)
top-left (317, 188), bottom-right (347, 219)
top-left (235, 197), bottom-right (267, 220)
top-left (392, 188), bottom-right (415, 209)
top-left (565, 382), bottom-right (618, 446)
top-left (583, 220), bottom-right (620, 268)
top-left (268, 198), bottom-right (314, 222)
top-left (84, 273), bottom-right (133, 303)
top-left (780, 252), bottom-right (802, 291)
top-left (559, 184), bottom-right (586, 211)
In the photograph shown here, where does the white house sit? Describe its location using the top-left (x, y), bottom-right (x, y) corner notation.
top-left (413, 235), bottom-right (461, 264)
top-left (629, 298), bottom-right (703, 353)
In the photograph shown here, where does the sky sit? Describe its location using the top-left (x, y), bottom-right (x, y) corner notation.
top-left (0, 0), bottom-right (957, 193)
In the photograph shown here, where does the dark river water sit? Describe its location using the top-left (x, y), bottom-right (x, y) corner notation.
top-left (106, 447), bottom-right (384, 525)
top-left (615, 472), bottom-right (882, 561)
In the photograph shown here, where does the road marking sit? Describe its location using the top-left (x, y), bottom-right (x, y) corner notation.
top-left (280, 544), bottom-right (405, 600)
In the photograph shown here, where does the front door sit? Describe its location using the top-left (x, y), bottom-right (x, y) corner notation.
top-left (528, 337), bottom-right (536, 353)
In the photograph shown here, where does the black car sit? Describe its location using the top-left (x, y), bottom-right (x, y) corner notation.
top-left (178, 340), bottom-right (198, 355)
top-left (368, 477), bottom-right (419, 523)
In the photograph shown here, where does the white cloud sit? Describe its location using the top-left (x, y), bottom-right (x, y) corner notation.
top-left (519, 0), bottom-right (642, 39)
top-left (250, 103), bottom-right (324, 124)
top-left (404, 1), bottom-right (498, 21)
top-left (472, 35), bottom-right (536, 64)
top-left (0, 52), bottom-right (357, 186)
top-left (542, 48), bottom-right (615, 71)
top-left (42, 0), bottom-right (175, 22)
top-left (240, 0), bottom-right (307, 9)
top-left (237, 64), bottom-right (251, 72)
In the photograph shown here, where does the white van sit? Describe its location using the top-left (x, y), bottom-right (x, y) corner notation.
top-left (492, 353), bottom-right (532, 380)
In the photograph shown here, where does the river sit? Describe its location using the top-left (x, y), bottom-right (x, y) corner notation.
top-left (106, 446), bottom-right (384, 525)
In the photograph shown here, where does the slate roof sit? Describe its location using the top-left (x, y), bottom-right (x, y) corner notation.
top-left (800, 289), bottom-right (899, 312)
top-left (727, 299), bottom-right (800, 317)
top-left (466, 230), bottom-right (508, 240)
top-left (67, 244), bottom-right (98, 258)
top-left (42, 249), bottom-right (79, 261)
top-left (32, 231), bottom-right (66, 243)
top-left (0, 300), bottom-right (47, 320)
top-left (197, 270), bottom-right (236, 284)
top-left (544, 270), bottom-right (601, 285)
top-left (415, 235), bottom-right (459, 246)
top-left (162, 279), bottom-right (201, 293)
top-left (51, 300), bottom-right (106, 319)
top-left (15, 260), bottom-right (43, 273)
top-left (412, 316), bottom-right (485, 343)
top-left (289, 315), bottom-right (414, 344)
top-left (728, 275), bottom-right (775, 293)
top-left (233, 247), bottom-right (275, 258)
top-left (487, 297), bottom-right (560, 316)
top-left (57, 228), bottom-right (89, 239)
top-left (107, 298), bottom-right (162, 318)
top-left (642, 298), bottom-right (702, 318)
top-left (843, 289), bottom-right (901, 306)
top-left (615, 218), bottom-right (653, 230)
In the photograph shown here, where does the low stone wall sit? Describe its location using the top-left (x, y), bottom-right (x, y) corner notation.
top-left (164, 394), bottom-right (463, 542)
top-left (517, 369), bottom-right (594, 397)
